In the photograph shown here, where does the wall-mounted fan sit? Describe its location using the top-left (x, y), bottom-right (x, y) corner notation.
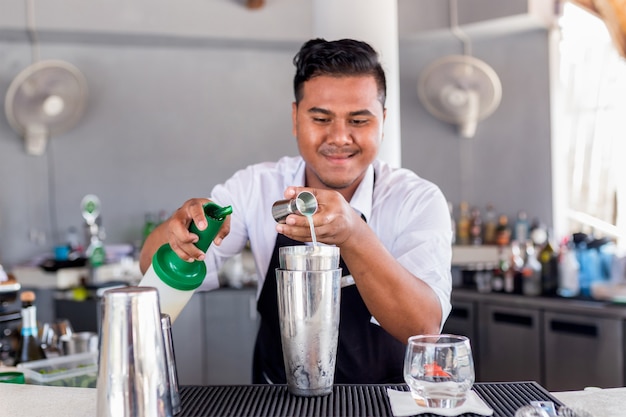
top-left (417, 55), bottom-right (502, 138)
top-left (4, 59), bottom-right (88, 155)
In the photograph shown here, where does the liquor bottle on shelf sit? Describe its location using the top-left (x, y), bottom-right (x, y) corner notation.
top-left (475, 263), bottom-right (494, 293)
top-left (538, 232), bottom-right (559, 296)
top-left (521, 241), bottom-right (542, 296)
top-left (470, 206), bottom-right (483, 246)
top-left (558, 237), bottom-right (580, 297)
top-left (15, 291), bottom-right (45, 365)
top-left (574, 233), bottom-right (601, 298)
top-left (483, 203), bottom-right (498, 245)
top-left (514, 211), bottom-right (530, 243)
top-left (495, 215), bottom-right (511, 247)
top-left (491, 247), bottom-right (509, 293)
top-left (456, 201), bottom-right (471, 245)
top-left (508, 241), bottom-right (525, 294)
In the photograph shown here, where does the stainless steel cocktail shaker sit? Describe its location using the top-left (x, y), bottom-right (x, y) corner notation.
top-left (96, 287), bottom-right (173, 417)
top-left (276, 245), bottom-right (341, 397)
top-left (161, 313), bottom-right (181, 415)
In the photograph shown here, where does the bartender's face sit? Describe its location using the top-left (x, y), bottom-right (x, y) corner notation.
top-left (292, 74), bottom-right (385, 197)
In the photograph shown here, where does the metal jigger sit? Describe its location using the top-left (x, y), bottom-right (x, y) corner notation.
top-left (272, 191), bottom-right (318, 223)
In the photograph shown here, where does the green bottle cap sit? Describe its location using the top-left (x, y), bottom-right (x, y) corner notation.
top-left (0, 372), bottom-right (25, 384)
top-left (152, 202), bottom-right (233, 291)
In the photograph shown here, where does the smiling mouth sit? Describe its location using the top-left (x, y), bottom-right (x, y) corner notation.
top-left (326, 154), bottom-right (353, 160)
top-left (321, 149), bottom-right (357, 160)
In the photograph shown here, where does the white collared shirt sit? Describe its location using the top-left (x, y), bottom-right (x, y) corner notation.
top-left (202, 155), bottom-right (452, 325)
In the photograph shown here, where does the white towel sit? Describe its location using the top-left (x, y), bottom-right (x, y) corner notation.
top-left (386, 388), bottom-right (494, 416)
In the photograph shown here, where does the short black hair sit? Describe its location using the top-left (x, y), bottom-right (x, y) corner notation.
top-left (292, 38), bottom-right (387, 107)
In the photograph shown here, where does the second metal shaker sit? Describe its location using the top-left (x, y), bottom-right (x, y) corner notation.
top-left (96, 287), bottom-right (173, 417)
top-left (161, 314), bottom-right (181, 415)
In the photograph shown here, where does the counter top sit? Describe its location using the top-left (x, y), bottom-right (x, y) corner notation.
top-left (451, 287), bottom-right (626, 319)
top-left (1, 384), bottom-right (96, 417)
top-left (0, 382), bottom-right (623, 417)
top-left (552, 387), bottom-right (626, 417)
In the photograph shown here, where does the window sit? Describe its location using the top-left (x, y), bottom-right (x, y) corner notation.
top-left (553, 3), bottom-right (626, 248)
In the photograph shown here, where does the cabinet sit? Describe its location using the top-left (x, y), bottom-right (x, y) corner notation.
top-left (203, 287), bottom-right (259, 385)
top-left (450, 289), bottom-right (626, 391)
top-left (170, 292), bottom-right (207, 385)
top-left (544, 311), bottom-right (624, 390)
top-left (171, 287), bottom-right (259, 385)
top-left (478, 304), bottom-right (542, 384)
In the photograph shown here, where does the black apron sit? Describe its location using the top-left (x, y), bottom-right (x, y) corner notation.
top-left (252, 231), bottom-right (406, 384)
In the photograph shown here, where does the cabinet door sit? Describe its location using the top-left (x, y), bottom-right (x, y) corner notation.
top-left (478, 304), bottom-right (542, 383)
top-left (544, 311), bottom-right (624, 391)
top-left (171, 292), bottom-right (206, 385)
top-left (204, 288), bottom-right (259, 385)
top-left (443, 300), bottom-right (481, 380)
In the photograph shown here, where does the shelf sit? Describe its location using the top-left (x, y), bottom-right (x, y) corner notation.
top-left (452, 245), bottom-right (501, 267)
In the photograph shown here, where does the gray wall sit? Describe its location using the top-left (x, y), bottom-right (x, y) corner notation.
top-left (400, 25), bottom-right (553, 226)
top-left (0, 0), bottom-right (552, 268)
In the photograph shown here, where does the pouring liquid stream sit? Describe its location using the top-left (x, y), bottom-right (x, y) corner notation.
top-left (305, 214), bottom-right (317, 246)
top-left (295, 193), bottom-right (318, 246)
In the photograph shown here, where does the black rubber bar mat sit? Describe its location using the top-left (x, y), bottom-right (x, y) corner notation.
top-left (178, 381), bottom-right (563, 417)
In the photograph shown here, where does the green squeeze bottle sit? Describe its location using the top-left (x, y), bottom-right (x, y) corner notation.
top-left (139, 201), bottom-right (232, 322)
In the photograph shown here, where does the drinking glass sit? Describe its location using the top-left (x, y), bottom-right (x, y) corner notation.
top-left (403, 334), bottom-right (475, 408)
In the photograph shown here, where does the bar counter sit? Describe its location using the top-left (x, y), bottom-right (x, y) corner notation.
top-left (2, 381), bottom-right (624, 416)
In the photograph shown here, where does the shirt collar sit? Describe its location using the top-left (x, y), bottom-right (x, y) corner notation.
top-left (299, 160), bottom-right (374, 222)
top-left (349, 164), bottom-right (374, 222)
top-left (295, 158), bottom-right (307, 185)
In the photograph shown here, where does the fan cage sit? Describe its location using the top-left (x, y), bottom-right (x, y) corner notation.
top-left (417, 55), bottom-right (502, 126)
top-left (4, 59), bottom-right (88, 138)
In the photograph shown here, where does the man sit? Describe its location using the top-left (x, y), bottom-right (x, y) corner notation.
top-left (140, 38), bottom-right (452, 384)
